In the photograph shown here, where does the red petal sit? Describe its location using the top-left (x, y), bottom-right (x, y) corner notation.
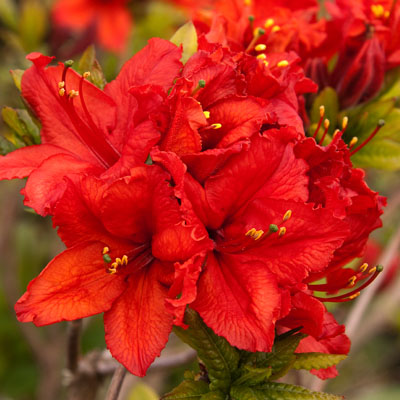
top-left (15, 242), bottom-right (128, 326)
top-left (104, 261), bottom-right (173, 376)
top-left (0, 144), bottom-right (70, 180)
top-left (193, 253), bottom-right (282, 352)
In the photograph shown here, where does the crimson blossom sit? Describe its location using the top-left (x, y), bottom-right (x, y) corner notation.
top-left (0, 35), bottom-right (384, 378)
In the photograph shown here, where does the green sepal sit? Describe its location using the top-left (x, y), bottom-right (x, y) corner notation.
top-left (2, 107), bottom-right (40, 147)
top-left (230, 383), bottom-right (343, 400)
top-left (78, 45), bottom-right (107, 89)
top-left (0, 136), bottom-right (16, 155)
top-left (170, 21), bottom-right (198, 64)
top-left (293, 353), bottom-right (347, 371)
top-left (10, 69), bottom-right (24, 92)
top-left (161, 379), bottom-right (210, 400)
top-left (173, 309), bottom-right (240, 392)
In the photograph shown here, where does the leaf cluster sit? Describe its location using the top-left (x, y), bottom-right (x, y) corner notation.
top-left (163, 309), bottom-right (345, 400)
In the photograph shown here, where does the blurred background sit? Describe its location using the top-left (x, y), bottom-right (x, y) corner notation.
top-left (0, 1), bottom-right (400, 399)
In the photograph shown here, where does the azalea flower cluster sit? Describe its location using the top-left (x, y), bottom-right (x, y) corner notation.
top-left (0, 22), bottom-right (384, 380)
top-left (193, 0), bottom-right (400, 108)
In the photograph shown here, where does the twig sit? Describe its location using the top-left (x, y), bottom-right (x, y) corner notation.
top-left (106, 364), bottom-right (127, 400)
top-left (67, 319), bottom-right (82, 373)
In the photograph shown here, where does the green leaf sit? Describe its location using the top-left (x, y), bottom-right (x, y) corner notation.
top-left (200, 390), bottom-right (226, 400)
top-left (233, 366), bottom-right (272, 387)
top-left (174, 309), bottom-right (240, 392)
top-left (128, 383), bottom-right (158, 400)
top-left (78, 45), bottom-right (107, 89)
top-left (293, 353), bottom-right (347, 371)
top-left (242, 333), bottom-right (306, 380)
top-left (9, 69), bottom-right (24, 92)
top-left (162, 379), bottom-right (210, 400)
top-left (18, 0), bottom-right (47, 52)
top-left (309, 87), bottom-right (339, 141)
top-left (230, 383), bottom-right (343, 400)
top-left (170, 22), bottom-right (198, 64)
top-left (2, 107), bottom-right (40, 146)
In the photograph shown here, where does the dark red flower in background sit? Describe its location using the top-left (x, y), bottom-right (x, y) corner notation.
top-left (52, 0), bottom-right (133, 52)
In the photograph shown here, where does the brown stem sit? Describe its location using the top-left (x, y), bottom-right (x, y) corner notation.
top-left (106, 364), bottom-right (127, 400)
top-left (67, 319), bottom-right (82, 373)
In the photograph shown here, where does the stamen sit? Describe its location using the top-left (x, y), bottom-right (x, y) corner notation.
top-left (359, 263), bottom-right (368, 273)
top-left (278, 226), bottom-right (286, 237)
top-left (203, 111), bottom-right (210, 119)
top-left (347, 275), bottom-right (357, 288)
top-left (211, 123), bottom-right (222, 129)
top-left (318, 118), bottom-right (330, 145)
top-left (350, 120), bottom-right (385, 155)
top-left (271, 25), bottom-right (281, 33)
top-left (263, 61), bottom-right (269, 68)
top-left (59, 88), bottom-right (65, 97)
top-left (244, 0), bottom-right (251, 5)
top-left (68, 90), bottom-right (79, 98)
top-left (283, 210), bottom-right (292, 221)
top-left (121, 255), bottom-right (128, 265)
top-left (342, 116), bottom-right (348, 132)
top-left (115, 257), bottom-right (122, 265)
top-left (246, 228), bottom-right (257, 236)
top-left (255, 44), bottom-right (267, 52)
top-left (58, 81), bottom-right (65, 89)
top-left (314, 265), bottom-right (383, 302)
top-left (257, 53), bottom-right (267, 60)
top-left (277, 60), bottom-right (289, 68)
top-left (83, 71), bottom-right (91, 79)
top-left (349, 136), bottom-right (358, 150)
top-left (102, 247), bottom-right (110, 254)
top-left (246, 27), bottom-right (265, 52)
top-left (264, 18), bottom-right (274, 28)
top-left (371, 4), bottom-right (384, 18)
top-left (254, 230), bottom-right (264, 240)
top-left (332, 129), bottom-right (340, 139)
top-left (312, 105), bottom-right (325, 139)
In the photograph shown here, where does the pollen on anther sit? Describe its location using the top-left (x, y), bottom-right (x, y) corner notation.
top-left (342, 116), bottom-right (348, 130)
top-left (58, 81), bottom-right (65, 89)
top-left (257, 53), bottom-right (267, 60)
top-left (68, 90), bottom-right (79, 98)
top-left (121, 255), bottom-right (128, 265)
top-left (349, 137), bottom-right (358, 147)
top-left (371, 4), bottom-right (384, 18)
top-left (244, 0), bottom-right (251, 5)
top-left (278, 226), bottom-right (286, 237)
top-left (283, 210), bottom-right (292, 221)
top-left (115, 257), bottom-right (122, 265)
top-left (264, 18), bottom-right (274, 28)
top-left (319, 105), bottom-right (325, 117)
top-left (255, 44), bottom-right (267, 52)
top-left (349, 292), bottom-right (361, 300)
top-left (102, 247), bottom-right (110, 255)
top-left (246, 228), bottom-right (257, 236)
top-left (59, 88), bottom-right (65, 97)
top-left (347, 276), bottom-right (357, 287)
top-left (359, 263), bottom-right (369, 272)
top-left (368, 266), bottom-right (377, 274)
top-left (263, 61), bottom-right (269, 67)
top-left (324, 119), bottom-right (330, 129)
top-left (203, 111), bottom-right (210, 119)
top-left (271, 25), bottom-right (281, 33)
top-left (277, 60), bottom-right (289, 68)
top-left (254, 230), bottom-right (264, 240)
top-left (211, 123), bottom-right (222, 129)
top-left (83, 71), bottom-right (91, 79)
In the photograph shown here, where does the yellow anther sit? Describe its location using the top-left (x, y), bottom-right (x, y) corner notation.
top-left (323, 118), bottom-right (330, 129)
top-left (108, 268), bottom-right (117, 274)
top-left (342, 116), bottom-right (348, 130)
top-left (371, 4), bottom-right (384, 18)
top-left (102, 246), bottom-right (110, 255)
top-left (277, 60), bottom-right (289, 68)
top-left (59, 88), bottom-right (65, 97)
top-left (253, 27), bottom-right (265, 37)
top-left (368, 266), bottom-right (377, 274)
top-left (257, 53), bottom-right (267, 60)
top-left (203, 111), bottom-right (210, 119)
top-left (384, 10), bottom-right (390, 18)
top-left (211, 123), bottom-right (222, 129)
top-left (58, 81), bottom-right (65, 89)
top-left (246, 228), bottom-right (257, 236)
top-left (83, 71), bottom-right (91, 79)
top-left (278, 226), bottom-right (286, 237)
top-left (68, 90), bottom-right (79, 98)
top-left (349, 292), bottom-right (361, 300)
top-left (111, 262), bottom-right (119, 270)
top-left (115, 257), bottom-right (122, 265)
top-left (332, 129), bottom-right (340, 138)
top-left (264, 18), bottom-right (275, 28)
top-left (349, 137), bottom-right (358, 147)
top-left (255, 44), bottom-right (267, 52)
top-left (283, 210), bottom-right (292, 221)
top-left (359, 263), bottom-right (369, 273)
top-left (244, 0), bottom-right (251, 5)
top-left (254, 230), bottom-right (264, 240)
top-left (121, 255), bottom-right (128, 265)
top-left (319, 105), bottom-right (325, 118)
top-left (347, 276), bottom-right (357, 287)
top-left (263, 61), bottom-right (269, 67)
top-left (271, 25), bottom-right (281, 33)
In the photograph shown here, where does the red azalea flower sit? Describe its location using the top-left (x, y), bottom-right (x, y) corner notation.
top-left (52, 0), bottom-right (133, 53)
top-left (15, 165), bottom-right (212, 376)
top-left (0, 39), bottom-right (182, 215)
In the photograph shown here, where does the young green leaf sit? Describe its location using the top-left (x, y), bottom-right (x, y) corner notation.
top-left (162, 379), bottom-right (210, 400)
top-left (170, 22), bottom-right (198, 64)
top-left (78, 45), bottom-right (107, 89)
top-left (10, 69), bottom-right (24, 92)
top-left (174, 309), bottom-right (240, 392)
top-left (200, 390), bottom-right (226, 400)
top-left (233, 366), bottom-right (272, 387)
top-left (230, 383), bottom-right (343, 400)
top-left (293, 353), bottom-right (347, 371)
